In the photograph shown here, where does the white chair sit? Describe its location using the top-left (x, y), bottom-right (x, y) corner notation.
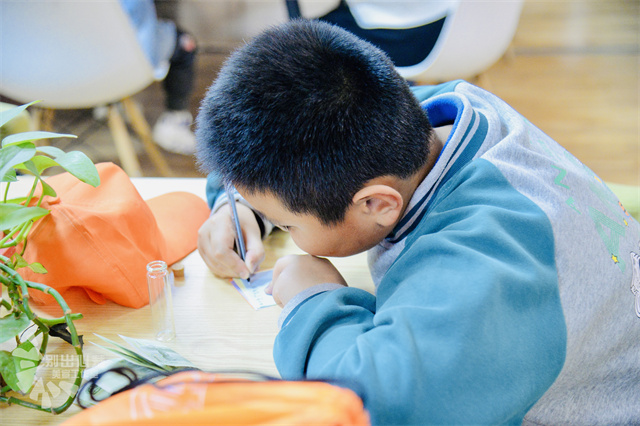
top-left (0, 0), bottom-right (173, 177)
top-left (289, 0), bottom-right (524, 85)
top-left (391, 1), bottom-right (524, 83)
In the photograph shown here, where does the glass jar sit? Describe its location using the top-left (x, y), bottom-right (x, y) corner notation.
top-left (146, 260), bottom-right (176, 341)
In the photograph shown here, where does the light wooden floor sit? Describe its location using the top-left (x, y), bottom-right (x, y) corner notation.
top-left (481, 0), bottom-right (639, 187)
top-left (32, 0), bottom-right (640, 186)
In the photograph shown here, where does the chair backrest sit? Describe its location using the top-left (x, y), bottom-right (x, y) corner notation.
top-left (395, 0), bottom-right (524, 81)
top-left (0, 0), bottom-right (157, 109)
top-left (288, 0), bottom-right (524, 82)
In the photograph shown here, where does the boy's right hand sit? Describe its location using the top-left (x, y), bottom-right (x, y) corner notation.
top-left (197, 203), bottom-right (265, 280)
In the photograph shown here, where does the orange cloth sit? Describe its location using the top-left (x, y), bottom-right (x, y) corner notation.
top-left (18, 163), bottom-right (210, 308)
top-left (62, 371), bottom-right (370, 426)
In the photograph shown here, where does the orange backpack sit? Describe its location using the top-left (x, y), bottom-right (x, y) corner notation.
top-left (62, 370), bottom-right (370, 426)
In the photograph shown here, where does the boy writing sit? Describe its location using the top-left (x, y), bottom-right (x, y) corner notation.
top-left (196, 20), bottom-right (640, 425)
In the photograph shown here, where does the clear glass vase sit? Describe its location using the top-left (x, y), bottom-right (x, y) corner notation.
top-left (146, 260), bottom-right (176, 341)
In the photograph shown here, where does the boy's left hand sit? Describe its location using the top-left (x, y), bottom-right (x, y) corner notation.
top-left (266, 255), bottom-right (347, 307)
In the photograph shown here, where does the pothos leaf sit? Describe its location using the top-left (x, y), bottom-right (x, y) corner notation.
top-left (0, 350), bottom-right (17, 388)
top-left (12, 254), bottom-right (47, 274)
top-left (2, 340), bottom-right (41, 393)
top-left (0, 312), bottom-right (31, 343)
top-left (35, 147), bottom-right (100, 187)
top-left (2, 168), bottom-right (17, 182)
top-left (0, 144), bottom-right (35, 183)
top-left (2, 131), bottom-right (76, 148)
top-left (0, 204), bottom-right (49, 231)
top-left (0, 101), bottom-right (39, 128)
top-left (27, 262), bottom-right (47, 274)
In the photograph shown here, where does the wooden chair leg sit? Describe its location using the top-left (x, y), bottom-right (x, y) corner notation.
top-left (31, 107), bottom-right (55, 145)
top-left (30, 107), bottom-right (42, 131)
top-left (121, 97), bottom-right (173, 177)
top-left (107, 104), bottom-right (143, 177)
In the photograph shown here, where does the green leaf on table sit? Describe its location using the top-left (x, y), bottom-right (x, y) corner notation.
top-left (0, 101), bottom-right (39, 128)
top-left (92, 334), bottom-right (168, 373)
top-left (0, 144), bottom-right (35, 183)
top-left (119, 335), bottom-right (195, 369)
top-left (91, 341), bottom-right (166, 373)
top-left (36, 146), bottom-right (100, 187)
top-left (2, 131), bottom-right (76, 148)
top-left (0, 204), bottom-right (49, 230)
top-left (0, 312), bottom-right (31, 343)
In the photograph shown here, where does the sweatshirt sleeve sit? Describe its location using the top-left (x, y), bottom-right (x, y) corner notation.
top-left (273, 163), bottom-right (567, 425)
top-left (205, 172), bottom-right (274, 237)
top-left (205, 171), bottom-right (224, 209)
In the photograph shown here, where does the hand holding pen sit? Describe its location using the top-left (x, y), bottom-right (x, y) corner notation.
top-left (224, 183), bottom-right (264, 281)
top-left (196, 185), bottom-right (265, 280)
top-left (225, 184), bottom-right (247, 261)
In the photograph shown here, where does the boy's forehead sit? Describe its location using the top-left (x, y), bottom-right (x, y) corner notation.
top-left (236, 188), bottom-right (289, 219)
top-left (238, 187), bottom-right (325, 229)
top-left (235, 186), bottom-right (279, 205)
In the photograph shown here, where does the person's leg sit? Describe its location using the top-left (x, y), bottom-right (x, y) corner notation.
top-left (164, 29), bottom-right (197, 111)
top-left (153, 29), bottom-right (198, 155)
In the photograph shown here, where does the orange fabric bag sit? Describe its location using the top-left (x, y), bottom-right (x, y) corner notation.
top-left (62, 370), bottom-right (370, 425)
top-left (18, 162), bottom-right (210, 308)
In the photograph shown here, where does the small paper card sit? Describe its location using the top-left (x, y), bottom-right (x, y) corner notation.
top-left (232, 270), bottom-right (276, 310)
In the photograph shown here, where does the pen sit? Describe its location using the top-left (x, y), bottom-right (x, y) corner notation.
top-left (225, 183), bottom-right (248, 277)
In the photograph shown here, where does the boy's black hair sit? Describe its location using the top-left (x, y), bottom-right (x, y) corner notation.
top-left (196, 19), bottom-right (433, 225)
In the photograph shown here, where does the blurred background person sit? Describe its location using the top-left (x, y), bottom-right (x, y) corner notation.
top-left (120, 0), bottom-right (198, 155)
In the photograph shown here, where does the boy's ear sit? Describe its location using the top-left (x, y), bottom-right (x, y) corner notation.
top-left (352, 185), bottom-right (404, 227)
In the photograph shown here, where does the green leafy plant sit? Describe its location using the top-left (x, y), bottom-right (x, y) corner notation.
top-left (0, 102), bottom-right (100, 413)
